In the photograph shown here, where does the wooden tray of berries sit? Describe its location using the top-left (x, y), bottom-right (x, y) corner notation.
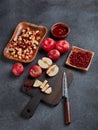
top-left (66, 46), bottom-right (94, 71)
top-left (3, 21), bottom-right (47, 63)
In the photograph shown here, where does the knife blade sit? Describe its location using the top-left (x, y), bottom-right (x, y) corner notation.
top-left (62, 72), bottom-right (71, 124)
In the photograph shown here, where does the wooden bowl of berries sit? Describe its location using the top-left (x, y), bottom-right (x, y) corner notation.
top-left (66, 46), bottom-right (94, 71)
top-left (51, 22), bottom-right (70, 39)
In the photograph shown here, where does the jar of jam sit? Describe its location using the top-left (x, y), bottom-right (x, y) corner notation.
top-left (51, 22), bottom-right (70, 39)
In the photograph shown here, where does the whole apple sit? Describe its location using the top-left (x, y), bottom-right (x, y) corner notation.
top-left (55, 40), bottom-right (70, 54)
top-left (42, 38), bottom-right (56, 52)
top-left (12, 62), bottom-right (24, 76)
top-left (47, 49), bottom-right (60, 61)
top-left (29, 65), bottom-right (42, 78)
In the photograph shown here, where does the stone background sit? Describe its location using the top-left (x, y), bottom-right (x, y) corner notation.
top-left (0, 0), bottom-right (98, 130)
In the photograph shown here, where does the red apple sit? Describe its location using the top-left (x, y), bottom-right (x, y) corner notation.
top-left (55, 40), bottom-right (70, 54)
top-left (47, 49), bottom-right (60, 61)
top-left (42, 38), bottom-right (56, 52)
top-left (12, 62), bottom-right (24, 76)
top-left (29, 65), bottom-right (42, 78)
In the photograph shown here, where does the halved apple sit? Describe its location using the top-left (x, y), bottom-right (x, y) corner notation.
top-left (38, 57), bottom-right (53, 69)
top-left (46, 64), bottom-right (59, 77)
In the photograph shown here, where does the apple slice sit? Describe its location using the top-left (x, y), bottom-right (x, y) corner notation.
top-left (33, 79), bottom-right (52, 95)
top-left (46, 64), bottom-right (59, 77)
top-left (40, 80), bottom-right (48, 89)
top-left (45, 87), bottom-right (52, 94)
top-left (38, 57), bottom-right (53, 69)
top-left (41, 83), bottom-right (49, 92)
top-left (33, 79), bottom-right (42, 87)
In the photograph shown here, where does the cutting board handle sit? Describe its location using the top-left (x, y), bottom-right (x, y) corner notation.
top-left (21, 96), bottom-right (40, 118)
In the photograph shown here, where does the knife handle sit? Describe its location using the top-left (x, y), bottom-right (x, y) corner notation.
top-left (64, 100), bottom-right (71, 125)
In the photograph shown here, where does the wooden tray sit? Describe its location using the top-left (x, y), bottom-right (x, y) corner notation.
top-left (3, 21), bottom-right (47, 63)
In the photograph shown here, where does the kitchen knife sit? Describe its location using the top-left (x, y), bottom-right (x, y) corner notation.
top-left (62, 72), bottom-right (71, 124)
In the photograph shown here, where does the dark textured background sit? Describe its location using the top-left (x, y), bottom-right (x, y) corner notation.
top-left (0, 0), bottom-right (98, 130)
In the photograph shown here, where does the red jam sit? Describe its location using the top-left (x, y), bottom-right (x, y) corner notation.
top-left (69, 51), bottom-right (92, 68)
top-left (51, 23), bottom-right (69, 38)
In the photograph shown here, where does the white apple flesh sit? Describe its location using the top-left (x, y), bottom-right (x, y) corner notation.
top-left (33, 79), bottom-right (52, 94)
top-left (41, 83), bottom-right (49, 92)
top-left (40, 80), bottom-right (48, 89)
top-left (46, 64), bottom-right (59, 77)
top-left (33, 79), bottom-right (42, 87)
top-left (38, 57), bottom-right (53, 69)
top-left (45, 87), bottom-right (52, 94)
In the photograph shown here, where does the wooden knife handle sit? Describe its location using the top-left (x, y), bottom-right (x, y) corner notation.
top-left (64, 100), bottom-right (71, 124)
top-left (21, 96), bottom-right (40, 118)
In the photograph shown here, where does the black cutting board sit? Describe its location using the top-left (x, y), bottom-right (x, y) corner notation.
top-left (21, 67), bottom-right (73, 118)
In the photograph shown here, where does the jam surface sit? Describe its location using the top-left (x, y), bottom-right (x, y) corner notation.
top-left (52, 24), bottom-right (68, 37)
top-left (69, 51), bottom-right (92, 68)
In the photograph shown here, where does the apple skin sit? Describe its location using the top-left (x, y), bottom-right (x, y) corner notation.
top-left (42, 38), bottom-right (56, 52)
top-left (29, 65), bottom-right (42, 78)
top-left (47, 49), bottom-right (60, 61)
top-left (55, 40), bottom-right (70, 54)
top-left (12, 62), bottom-right (24, 76)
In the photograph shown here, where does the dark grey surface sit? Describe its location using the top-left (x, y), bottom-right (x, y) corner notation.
top-left (0, 0), bottom-right (98, 130)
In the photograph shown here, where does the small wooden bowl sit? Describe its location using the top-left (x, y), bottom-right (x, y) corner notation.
top-left (51, 22), bottom-right (70, 39)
